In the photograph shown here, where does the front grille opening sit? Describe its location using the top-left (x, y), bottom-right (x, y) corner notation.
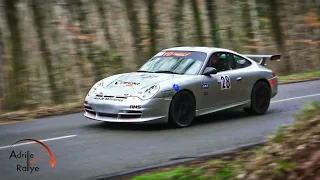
top-left (119, 114), bottom-right (141, 119)
top-left (125, 110), bottom-right (142, 114)
top-left (85, 110), bottom-right (96, 115)
top-left (84, 105), bottom-right (92, 110)
top-left (94, 95), bottom-right (127, 99)
top-left (115, 96), bottom-right (127, 99)
top-left (98, 112), bottom-right (118, 118)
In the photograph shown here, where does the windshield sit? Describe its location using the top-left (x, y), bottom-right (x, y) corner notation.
top-left (138, 51), bottom-right (207, 75)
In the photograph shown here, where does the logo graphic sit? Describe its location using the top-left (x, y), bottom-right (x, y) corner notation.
top-left (172, 84), bottom-right (180, 92)
top-left (129, 105), bottom-right (142, 109)
top-left (202, 83), bottom-right (209, 89)
top-left (9, 139), bottom-right (55, 174)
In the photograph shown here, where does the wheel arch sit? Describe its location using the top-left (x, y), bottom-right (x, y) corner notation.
top-left (251, 78), bottom-right (271, 98)
top-left (175, 89), bottom-right (196, 103)
top-left (255, 78), bottom-right (271, 89)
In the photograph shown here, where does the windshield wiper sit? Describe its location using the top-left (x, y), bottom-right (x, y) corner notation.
top-left (153, 70), bottom-right (181, 74)
top-left (136, 70), bottom-right (154, 73)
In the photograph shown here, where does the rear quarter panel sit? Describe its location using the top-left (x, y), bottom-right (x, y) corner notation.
top-left (249, 64), bottom-right (278, 96)
top-left (236, 63), bottom-right (276, 101)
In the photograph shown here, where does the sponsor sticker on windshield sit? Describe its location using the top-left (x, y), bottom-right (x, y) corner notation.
top-left (154, 51), bottom-right (192, 57)
top-left (153, 51), bottom-right (207, 62)
top-left (163, 52), bottom-right (191, 57)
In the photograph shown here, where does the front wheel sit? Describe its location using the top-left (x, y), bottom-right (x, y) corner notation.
top-left (169, 91), bottom-right (196, 128)
top-left (244, 81), bottom-right (271, 115)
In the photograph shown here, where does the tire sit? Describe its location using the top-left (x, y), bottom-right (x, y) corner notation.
top-left (169, 91), bottom-right (196, 128)
top-left (244, 81), bottom-right (271, 115)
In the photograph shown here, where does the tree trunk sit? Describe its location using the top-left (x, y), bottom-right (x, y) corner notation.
top-left (4, 0), bottom-right (28, 110)
top-left (65, 1), bottom-right (88, 79)
top-left (122, 0), bottom-right (143, 67)
top-left (248, 0), bottom-right (262, 52)
top-left (0, 24), bottom-right (5, 111)
top-left (30, 0), bottom-right (64, 104)
top-left (242, 2), bottom-right (256, 53)
top-left (94, 0), bottom-right (116, 50)
top-left (74, 0), bottom-right (106, 81)
top-left (269, 0), bottom-right (292, 74)
top-left (190, 0), bottom-right (205, 46)
top-left (146, 0), bottom-right (157, 57)
top-left (174, 0), bottom-right (184, 46)
top-left (205, 0), bottom-right (220, 47)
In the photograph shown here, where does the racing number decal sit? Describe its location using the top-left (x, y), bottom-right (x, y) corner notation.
top-left (219, 75), bottom-right (231, 90)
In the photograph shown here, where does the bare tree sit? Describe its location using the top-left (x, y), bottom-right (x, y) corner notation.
top-left (248, 0), bottom-right (262, 52)
top-left (173, 0), bottom-right (184, 46)
top-left (65, 0), bottom-right (88, 79)
top-left (242, 1), bottom-right (255, 52)
top-left (0, 23), bottom-right (5, 111)
top-left (190, 0), bottom-right (205, 46)
top-left (4, 0), bottom-right (29, 110)
top-left (205, 0), bottom-right (220, 47)
top-left (146, 0), bottom-right (157, 57)
top-left (94, 0), bottom-right (116, 50)
top-left (30, 0), bottom-right (65, 104)
top-left (269, 0), bottom-right (292, 74)
top-left (122, 0), bottom-right (144, 67)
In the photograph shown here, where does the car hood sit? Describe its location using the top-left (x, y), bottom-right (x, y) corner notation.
top-left (97, 72), bottom-right (183, 96)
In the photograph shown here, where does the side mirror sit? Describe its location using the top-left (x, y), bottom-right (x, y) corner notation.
top-left (203, 67), bottom-right (217, 76)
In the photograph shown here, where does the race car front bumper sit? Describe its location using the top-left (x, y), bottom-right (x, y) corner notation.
top-left (84, 96), bottom-right (171, 124)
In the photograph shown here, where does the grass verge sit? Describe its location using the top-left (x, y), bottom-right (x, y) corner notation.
top-left (278, 70), bottom-right (320, 84)
top-left (0, 71), bottom-right (319, 124)
top-left (109, 101), bottom-right (320, 180)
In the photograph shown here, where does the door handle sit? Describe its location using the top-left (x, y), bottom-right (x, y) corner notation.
top-left (236, 77), bottom-right (242, 81)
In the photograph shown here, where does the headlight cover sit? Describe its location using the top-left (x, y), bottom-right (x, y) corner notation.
top-left (87, 80), bottom-right (103, 97)
top-left (135, 84), bottom-right (160, 100)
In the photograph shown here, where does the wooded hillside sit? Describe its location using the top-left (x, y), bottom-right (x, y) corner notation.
top-left (0, 0), bottom-right (319, 111)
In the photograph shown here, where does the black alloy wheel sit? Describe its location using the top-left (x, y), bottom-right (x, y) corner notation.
top-left (244, 81), bottom-right (271, 115)
top-left (169, 91), bottom-right (196, 128)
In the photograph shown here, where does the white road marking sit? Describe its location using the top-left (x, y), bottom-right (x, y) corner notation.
top-left (271, 93), bottom-right (320, 103)
top-left (0, 134), bottom-right (77, 150)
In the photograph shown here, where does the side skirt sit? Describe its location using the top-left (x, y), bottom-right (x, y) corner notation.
top-left (195, 100), bottom-right (250, 117)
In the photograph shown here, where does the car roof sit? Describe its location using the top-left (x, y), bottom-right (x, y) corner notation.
top-left (162, 46), bottom-right (237, 54)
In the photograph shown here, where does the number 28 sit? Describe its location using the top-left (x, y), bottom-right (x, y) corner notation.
top-left (220, 75), bottom-right (231, 90)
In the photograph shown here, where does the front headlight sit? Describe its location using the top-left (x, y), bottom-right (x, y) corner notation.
top-left (135, 84), bottom-right (160, 100)
top-left (87, 80), bottom-right (103, 97)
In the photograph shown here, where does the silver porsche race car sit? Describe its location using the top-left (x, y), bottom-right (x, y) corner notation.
top-left (84, 47), bottom-right (280, 127)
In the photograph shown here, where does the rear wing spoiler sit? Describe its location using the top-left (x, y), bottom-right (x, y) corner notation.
top-left (242, 54), bottom-right (281, 66)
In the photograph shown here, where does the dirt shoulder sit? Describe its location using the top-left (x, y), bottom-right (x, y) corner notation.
top-left (0, 102), bottom-right (84, 124)
top-left (106, 102), bottom-right (320, 180)
top-left (0, 71), bottom-right (319, 124)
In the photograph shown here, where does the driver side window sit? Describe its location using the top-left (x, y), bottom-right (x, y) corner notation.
top-left (207, 52), bottom-right (232, 72)
top-left (231, 54), bottom-right (252, 69)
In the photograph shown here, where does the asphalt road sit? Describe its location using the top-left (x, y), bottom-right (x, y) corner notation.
top-left (0, 80), bottom-right (319, 180)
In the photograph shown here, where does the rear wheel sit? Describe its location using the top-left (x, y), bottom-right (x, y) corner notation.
top-left (244, 81), bottom-right (271, 115)
top-left (169, 91), bottom-right (196, 128)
